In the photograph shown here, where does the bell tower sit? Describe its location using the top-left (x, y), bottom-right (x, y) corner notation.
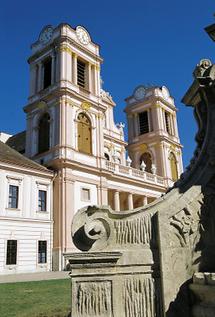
top-left (125, 85), bottom-right (183, 185)
top-left (24, 24), bottom-right (104, 165)
top-left (23, 23), bottom-right (126, 270)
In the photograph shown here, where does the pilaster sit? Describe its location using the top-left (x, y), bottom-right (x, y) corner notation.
top-left (72, 53), bottom-right (77, 85)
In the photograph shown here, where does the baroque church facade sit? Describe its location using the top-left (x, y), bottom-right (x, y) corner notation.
top-left (0, 23), bottom-right (183, 273)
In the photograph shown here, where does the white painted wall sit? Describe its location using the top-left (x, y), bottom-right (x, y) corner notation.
top-left (0, 166), bottom-right (53, 274)
top-left (74, 181), bottom-right (98, 213)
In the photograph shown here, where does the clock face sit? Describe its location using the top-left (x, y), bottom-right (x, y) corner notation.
top-left (76, 26), bottom-right (90, 45)
top-left (39, 27), bottom-right (53, 44)
top-left (134, 86), bottom-right (146, 100)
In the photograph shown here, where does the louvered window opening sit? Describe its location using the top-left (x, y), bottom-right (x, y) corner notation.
top-left (139, 111), bottom-right (149, 135)
top-left (77, 60), bottom-right (86, 88)
top-left (43, 58), bottom-right (52, 89)
top-left (165, 112), bottom-right (171, 134)
top-left (38, 113), bottom-right (50, 154)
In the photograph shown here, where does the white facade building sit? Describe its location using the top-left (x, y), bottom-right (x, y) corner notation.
top-left (0, 141), bottom-right (53, 274)
top-left (0, 22), bottom-right (183, 273)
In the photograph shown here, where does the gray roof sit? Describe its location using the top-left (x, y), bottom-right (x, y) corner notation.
top-left (6, 131), bottom-right (26, 154)
top-left (0, 140), bottom-right (51, 173)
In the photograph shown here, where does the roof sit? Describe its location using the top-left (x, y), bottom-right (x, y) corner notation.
top-left (6, 131), bottom-right (26, 154)
top-left (0, 140), bottom-right (52, 174)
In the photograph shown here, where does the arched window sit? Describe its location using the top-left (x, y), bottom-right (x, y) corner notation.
top-left (169, 152), bottom-right (178, 181)
top-left (38, 113), bottom-right (50, 154)
top-left (77, 113), bottom-right (92, 155)
top-left (140, 152), bottom-right (152, 173)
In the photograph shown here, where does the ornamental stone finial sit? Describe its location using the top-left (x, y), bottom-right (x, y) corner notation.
top-left (151, 164), bottom-right (157, 175)
top-left (140, 160), bottom-right (146, 171)
top-left (126, 156), bottom-right (132, 167)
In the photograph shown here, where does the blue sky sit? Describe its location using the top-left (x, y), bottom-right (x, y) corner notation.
top-left (0, 0), bottom-right (214, 168)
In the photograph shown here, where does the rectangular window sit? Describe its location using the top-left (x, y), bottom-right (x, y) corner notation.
top-left (6, 240), bottom-right (17, 265)
top-left (77, 60), bottom-right (86, 88)
top-left (165, 111), bottom-right (171, 134)
top-left (43, 58), bottom-right (52, 89)
top-left (81, 188), bottom-right (90, 201)
top-left (38, 190), bottom-right (47, 211)
top-left (139, 111), bottom-right (149, 135)
top-left (8, 185), bottom-right (19, 209)
top-left (38, 241), bottom-right (47, 264)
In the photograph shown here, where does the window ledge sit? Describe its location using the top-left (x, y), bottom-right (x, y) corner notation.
top-left (6, 207), bottom-right (20, 211)
top-left (6, 265), bottom-right (17, 270)
top-left (37, 263), bottom-right (47, 268)
top-left (36, 210), bottom-right (48, 213)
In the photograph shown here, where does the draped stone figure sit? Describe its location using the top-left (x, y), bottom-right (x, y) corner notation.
top-left (69, 20), bottom-right (215, 317)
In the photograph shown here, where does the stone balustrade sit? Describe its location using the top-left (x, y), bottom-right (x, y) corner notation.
top-left (105, 161), bottom-right (170, 187)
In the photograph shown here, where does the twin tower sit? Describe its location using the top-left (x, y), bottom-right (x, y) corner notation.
top-left (23, 23), bottom-right (182, 268)
top-left (26, 24), bottom-right (182, 179)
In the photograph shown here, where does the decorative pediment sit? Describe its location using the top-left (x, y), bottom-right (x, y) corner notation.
top-left (100, 89), bottom-right (115, 105)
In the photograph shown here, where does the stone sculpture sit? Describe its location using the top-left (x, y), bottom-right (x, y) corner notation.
top-left (69, 20), bottom-right (215, 317)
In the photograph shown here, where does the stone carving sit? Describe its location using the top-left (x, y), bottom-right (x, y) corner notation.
top-left (76, 281), bottom-right (112, 317)
top-left (124, 277), bottom-right (156, 317)
top-left (169, 198), bottom-right (202, 248)
top-left (114, 213), bottom-right (156, 246)
top-left (72, 206), bottom-right (113, 251)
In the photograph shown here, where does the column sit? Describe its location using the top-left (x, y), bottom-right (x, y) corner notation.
top-left (96, 64), bottom-right (101, 94)
top-left (60, 48), bottom-right (66, 80)
top-left (143, 195), bottom-right (148, 206)
top-left (38, 62), bottom-right (43, 91)
top-left (128, 193), bottom-right (133, 210)
top-left (173, 113), bottom-right (179, 138)
top-left (127, 114), bottom-right (133, 142)
top-left (156, 105), bottom-right (164, 131)
top-left (87, 62), bottom-right (92, 92)
top-left (114, 191), bottom-right (120, 212)
top-left (72, 53), bottom-right (77, 85)
top-left (70, 52), bottom-right (73, 82)
top-left (59, 97), bottom-right (66, 146)
top-left (93, 65), bottom-right (98, 95)
top-left (51, 52), bottom-right (56, 85)
top-left (133, 113), bottom-right (139, 137)
top-left (29, 64), bottom-right (36, 96)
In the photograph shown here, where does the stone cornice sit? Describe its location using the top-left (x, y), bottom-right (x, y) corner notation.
top-left (24, 84), bottom-right (107, 113)
top-left (0, 161), bottom-right (53, 178)
top-left (0, 216), bottom-right (53, 223)
top-left (49, 157), bottom-right (166, 191)
top-left (28, 34), bottom-right (103, 64)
